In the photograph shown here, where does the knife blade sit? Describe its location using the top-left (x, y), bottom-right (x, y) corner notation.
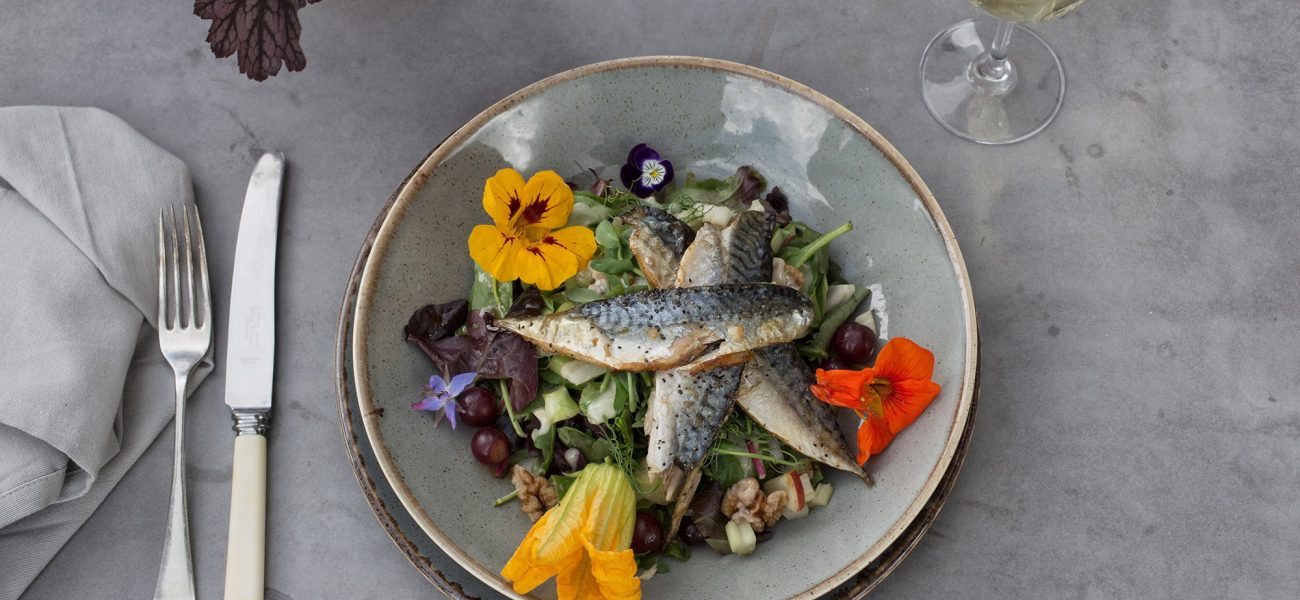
top-left (222, 151), bottom-right (283, 600)
top-left (224, 151), bottom-right (283, 417)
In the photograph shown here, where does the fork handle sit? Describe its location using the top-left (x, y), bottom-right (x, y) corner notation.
top-left (223, 433), bottom-right (266, 600)
top-left (154, 374), bottom-right (195, 600)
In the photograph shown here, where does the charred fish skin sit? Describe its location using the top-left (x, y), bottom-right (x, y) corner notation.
top-left (722, 211), bottom-right (776, 285)
top-left (673, 211), bottom-right (775, 288)
top-left (738, 344), bottom-right (871, 483)
top-left (571, 284), bottom-right (809, 333)
top-left (645, 366), bottom-right (743, 472)
top-left (671, 365), bottom-right (743, 468)
top-left (495, 284), bottom-right (813, 371)
top-left (624, 206), bottom-right (695, 288)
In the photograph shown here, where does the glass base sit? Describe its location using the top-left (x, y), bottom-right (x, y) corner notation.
top-left (920, 19), bottom-right (1065, 145)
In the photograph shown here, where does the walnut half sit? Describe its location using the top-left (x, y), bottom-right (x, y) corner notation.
top-left (721, 478), bottom-right (788, 533)
top-left (510, 465), bottom-right (558, 522)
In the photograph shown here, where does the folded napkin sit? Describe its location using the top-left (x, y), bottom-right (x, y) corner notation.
top-left (0, 106), bottom-right (211, 599)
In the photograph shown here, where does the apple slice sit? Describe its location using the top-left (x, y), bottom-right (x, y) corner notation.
top-left (762, 472), bottom-right (812, 518)
top-left (785, 473), bottom-right (812, 518)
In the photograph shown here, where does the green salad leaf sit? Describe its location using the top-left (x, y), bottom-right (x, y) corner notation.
top-left (579, 374), bottom-right (621, 424)
top-left (802, 286), bottom-right (871, 360)
top-left (550, 473), bottom-right (578, 501)
top-left (663, 166), bottom-right (766, 210)
top-left (468, 264), bottom-right (513, 317)
top-left (557, 426), bottom-right (614, 463)
top-left (663, 538), bottom-right (691, 561)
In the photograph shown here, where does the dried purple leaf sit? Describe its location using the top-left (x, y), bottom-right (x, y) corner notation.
top-left (193, 0), bottom-right (322, 81)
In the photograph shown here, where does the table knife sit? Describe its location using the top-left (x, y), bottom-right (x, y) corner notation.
top-left (222, 151), bottom-right (284, 600)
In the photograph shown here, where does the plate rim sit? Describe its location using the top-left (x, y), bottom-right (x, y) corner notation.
top-left (350, 55), bottom-right (980, 599)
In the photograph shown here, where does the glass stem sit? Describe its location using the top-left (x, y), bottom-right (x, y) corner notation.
top-left (989, 19), bottom-right (1014, 62)
top-left (971, 20), bottom-right (1018, 95)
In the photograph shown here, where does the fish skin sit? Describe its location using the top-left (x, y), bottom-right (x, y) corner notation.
top-left (674, 223), bottom-right (725, 287)
top-left (737, 344), bottom-right (871, 483)
top-left (650, 212), bottom-right (782, 536)
top-left (674, 211), bottom-right (775, 288)
top-left (496, 284), bottom-right (812, 371)
top-left (647, 214), bottom-right (778, 476)
top-left (722, 211), bottom-right (776, 284)
top-left (645, 366), bottom-right (742, 473)
top-left (623, 206), bottom-right (695, 289)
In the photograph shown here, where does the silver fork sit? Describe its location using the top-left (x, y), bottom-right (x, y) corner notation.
top-left (154, 205), bottom-right (212, 600)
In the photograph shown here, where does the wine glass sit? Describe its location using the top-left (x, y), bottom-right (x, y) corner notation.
top-left (920, 0), bottom-right (1088, 144)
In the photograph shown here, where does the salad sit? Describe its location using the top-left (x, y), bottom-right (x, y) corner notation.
top-left (403, 144), bottom-right (941, 600)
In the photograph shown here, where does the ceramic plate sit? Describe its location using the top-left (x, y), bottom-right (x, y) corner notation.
top-left (336, 269), bottom-right (978, 598)
top-left (351, 56), bottom-right (977, 599)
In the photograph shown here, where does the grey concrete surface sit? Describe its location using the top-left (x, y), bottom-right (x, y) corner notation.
top-left (3, 0), bottom-right (1298, 598)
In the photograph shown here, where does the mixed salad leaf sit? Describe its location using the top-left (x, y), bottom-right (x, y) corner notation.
top-left (401, 145), bottom-right (943, 599)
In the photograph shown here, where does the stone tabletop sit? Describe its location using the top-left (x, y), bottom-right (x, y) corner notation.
top-left (4, 0), bottom-right (1298, 598)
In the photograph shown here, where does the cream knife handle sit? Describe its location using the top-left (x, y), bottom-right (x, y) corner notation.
top-left (224, 433), bottom-right (266, 600)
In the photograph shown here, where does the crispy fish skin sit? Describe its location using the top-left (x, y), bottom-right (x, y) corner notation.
top-left (722, 211), bottom-right (776, 284)
top-left (650, 211), bottom-right (778, 538)
top-left (673, 211), bottom-right (775, 288)
top-left (496, 284), bottom-right (812, 371)
top-left (645, 366), bottom-right (743, 473)
top-left (737, 344), bottom-right (871, 483)
top-left (646, 213), bottom-right (777, 470)
top-left (623, 206), bottom-right (695, 289)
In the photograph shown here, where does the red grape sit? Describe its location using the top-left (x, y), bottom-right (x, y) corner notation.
top-left (456, 386), bottom-right (499, 427)
top-left (471, 427), bottom-right (510, 466)
top-left (831, 323), bottom-right (877, 364)
top-left (679, 519), bottom-right (706, 546)
top-left (631, 512), bottom-right (665, 554)
top-left (820, 356), bottom-right (852, 371)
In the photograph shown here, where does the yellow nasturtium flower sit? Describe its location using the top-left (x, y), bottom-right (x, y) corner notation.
top-left (468, 168), bottom-right (597, 290)
top-left (501, 463), bottom-right (641, 600)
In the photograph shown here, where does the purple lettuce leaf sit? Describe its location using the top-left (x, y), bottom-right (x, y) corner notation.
top-left (406, 306), bottom-right (537, 413)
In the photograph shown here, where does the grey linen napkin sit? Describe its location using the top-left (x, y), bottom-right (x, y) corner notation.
top-left (0, 106), bottom-right (212, 599)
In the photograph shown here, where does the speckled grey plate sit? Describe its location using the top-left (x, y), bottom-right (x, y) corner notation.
top-left (350, 57), bottom-right (978, 599)
top-left (336, 283), bottom-right (977, 599)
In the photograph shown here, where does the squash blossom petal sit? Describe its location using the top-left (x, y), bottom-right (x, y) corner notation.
top-left (810, 337), bottom-right (942, 465)
top-left (469, 168), bottom-right (597, 290)
top-left (502, 463), bottom-right (640, 600)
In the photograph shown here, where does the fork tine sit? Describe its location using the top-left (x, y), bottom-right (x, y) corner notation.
top-left (157, 210), bottom-right (168, 330)
top-left (193, 206), bottom-right (212, 330)
top-left (169, 206), bottom-right (181, 329)
top-left (183, 205), bottom-right (196, 329)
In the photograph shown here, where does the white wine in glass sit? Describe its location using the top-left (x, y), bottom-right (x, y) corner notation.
top-left (920, 0), bottom-right (1089, 144)
top-left (971, 0), bottom-right (1087, 23)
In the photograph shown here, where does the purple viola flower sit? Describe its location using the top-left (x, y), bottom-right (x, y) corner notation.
top-left (619, 143), bottom-right (674, 198)
top-left (411, 371), bottom-right (477, 429)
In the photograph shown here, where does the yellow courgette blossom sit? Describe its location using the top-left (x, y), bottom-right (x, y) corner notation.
top-left (502, 463), bottom-right (641, 600)
top-left (468, 168), bottom-right (597, 290)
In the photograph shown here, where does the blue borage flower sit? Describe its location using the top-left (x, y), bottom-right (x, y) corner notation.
top-left (619, 144), bottom-right (674, 198)
top-left (411, 372), bottom-right (477, 429)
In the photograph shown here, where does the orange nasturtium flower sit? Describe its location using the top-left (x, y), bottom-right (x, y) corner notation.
top-left (502, 463), bottom-right (640, 600)
top-left (468, 168), bottom-right (598, 290)
top-left (810, 337), bottom-right (942, 465)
